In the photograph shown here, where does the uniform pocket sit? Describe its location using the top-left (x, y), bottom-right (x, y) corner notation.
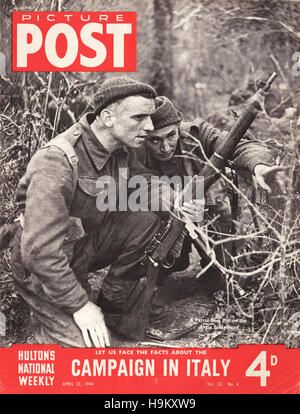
top-left (78, 177), bottom-right (103, 197)
top-left (72, 177), bottom-right (109, 220)
top-left (72, 177), bottom-right (99, 212)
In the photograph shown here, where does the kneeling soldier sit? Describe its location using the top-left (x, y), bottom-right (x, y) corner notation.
top-left (11, 77), bottom-right (164, 347)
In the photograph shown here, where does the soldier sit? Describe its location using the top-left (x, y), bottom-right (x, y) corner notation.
top-left (10, 76), bottom-right (166, 348)
top-left (135, 96), bottom-right (283, 292)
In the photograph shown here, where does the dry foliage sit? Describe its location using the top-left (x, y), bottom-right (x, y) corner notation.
top-left (0, 0), bottom-right (299, 346)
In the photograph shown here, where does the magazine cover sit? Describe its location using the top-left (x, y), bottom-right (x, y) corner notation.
top-left (0, 0), bottom-right (300, 399)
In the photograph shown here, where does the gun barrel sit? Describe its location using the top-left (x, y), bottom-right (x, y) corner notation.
top-left (263, 72), bottom-right (278, 92)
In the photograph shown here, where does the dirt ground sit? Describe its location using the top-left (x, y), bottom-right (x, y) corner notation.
top-left (89, 247), bottom-right (245, 349)
top-left (1, 245), bottom-right (299, 349)
top-left (2, 219), bottom-right (299, 349)
top-left (0, 247), bottom-right (222, 348)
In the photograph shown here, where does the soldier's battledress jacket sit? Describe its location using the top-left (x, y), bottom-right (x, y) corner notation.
top-left (136, 117), bottom-right (275, 191)
top-left (14, 113), bottom-right (148, 315)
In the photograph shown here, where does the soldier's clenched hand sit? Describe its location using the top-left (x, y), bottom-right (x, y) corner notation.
top-left (73, 301), bottom-right (110, 347)
top-left (181, 199), bottom-right (205, 222)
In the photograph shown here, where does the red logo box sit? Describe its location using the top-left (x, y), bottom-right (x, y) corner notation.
top-left (12, 11), bottom-right (136, 72)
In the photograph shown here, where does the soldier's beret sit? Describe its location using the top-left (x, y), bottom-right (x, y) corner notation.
top-left (151, 96), bottom-right (183, 130)
top-left (94, 76), bottom-right (156, 114)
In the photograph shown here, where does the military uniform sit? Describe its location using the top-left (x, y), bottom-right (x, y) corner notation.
top-left (139, 117), bottom-right (275, 180)
top-left (11, 113), bottom-right (161, 346)
top-left (136, 117), bottom-right (275, 289)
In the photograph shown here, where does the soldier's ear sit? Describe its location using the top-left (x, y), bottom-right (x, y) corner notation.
top-left (100, 108), bottom-right (115, 127)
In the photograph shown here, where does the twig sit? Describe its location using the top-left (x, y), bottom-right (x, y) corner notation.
top-left (261, 305), bottom-right (281, 344)
top-left (174, 4), bottom-right (203, 29)
top-left (270, 54), bottom-right (289, 87)
top-left (138, 342), bottom-right (179, 348)
top-left (33, 72), bottom-right (76, 123)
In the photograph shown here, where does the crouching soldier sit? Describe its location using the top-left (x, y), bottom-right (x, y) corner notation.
top-left (10, 76), bottom-right (167, 347)
top-left (135, 96), bottom-right (283, 293)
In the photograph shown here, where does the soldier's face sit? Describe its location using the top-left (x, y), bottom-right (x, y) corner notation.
top-left (110, 96), bottom-right (155, 148)
top-left (146, 124), bottom-right (180, 161)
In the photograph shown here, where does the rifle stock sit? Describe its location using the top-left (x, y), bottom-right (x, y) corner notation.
top-left (115, 73), bottom-right (277, 341)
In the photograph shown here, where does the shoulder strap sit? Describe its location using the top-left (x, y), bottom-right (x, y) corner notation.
top-left (43, 134), bottom-right (79, 200)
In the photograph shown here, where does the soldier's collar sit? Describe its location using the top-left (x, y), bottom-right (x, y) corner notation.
top-left (78, 113), bottom-right (112, 171)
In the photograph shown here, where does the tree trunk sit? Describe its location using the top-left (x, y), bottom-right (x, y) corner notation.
top-left (151, 0), bottom-right (174, 98)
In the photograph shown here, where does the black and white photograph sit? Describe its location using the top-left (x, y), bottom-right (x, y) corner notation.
top-left (0, 0), bottom-right (299, 358)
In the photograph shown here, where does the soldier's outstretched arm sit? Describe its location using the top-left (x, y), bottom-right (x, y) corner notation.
top-left (253, 164), bottom-right (286, 194)
top-left (182, 117), bottom-right (275, 176)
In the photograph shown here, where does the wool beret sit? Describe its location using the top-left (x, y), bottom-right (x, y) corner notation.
top-left (94, 76), bottom-right (156, 113)
top-left (151, 96), bottom-right (183, 129)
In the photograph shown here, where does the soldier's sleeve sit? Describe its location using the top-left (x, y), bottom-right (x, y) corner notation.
top-left (19, 146), bottom-right (89, 314)
top-left (128, 148), bottom-right (176, 219)
top-left (182, 118), bottom-right (275, 173)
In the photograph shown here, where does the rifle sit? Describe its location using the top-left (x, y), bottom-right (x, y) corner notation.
top-left (115, 72), bottom-right (278, 341)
